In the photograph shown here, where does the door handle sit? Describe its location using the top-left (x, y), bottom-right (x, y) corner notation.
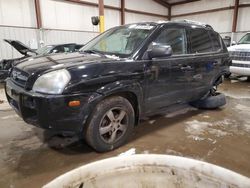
top-left (180, 65), bottom-right (193, 71)
top-left (213, 62), bottom-right (220, 66)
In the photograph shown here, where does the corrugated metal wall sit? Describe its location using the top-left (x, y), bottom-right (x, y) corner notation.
top-left (41, 29), bottom-right (98, 46)
top-left (0, 26), bottom-right (99, 59)
top-left (172, 0), bottom-right (250, 42)
top-left (1, 0), bottom-right (250, 60)
top-left (0, 0), bottom-right (38, 59)
top-left (0, 26), bottom-right (38, 59)
top-left (0, 0), bottom-right (168, 60)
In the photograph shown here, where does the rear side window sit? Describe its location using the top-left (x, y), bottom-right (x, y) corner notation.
top-left (209, 31), bottom-right (222, 51)
top-left (189, 28), bottom-right (213, 53)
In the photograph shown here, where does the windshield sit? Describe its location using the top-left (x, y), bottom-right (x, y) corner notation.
top-left (36, 45), bottom-right (54, 55)
top-left (80, 24), bottom-right (156, 58)
top-left (238, 33), bottom-right (250, 44)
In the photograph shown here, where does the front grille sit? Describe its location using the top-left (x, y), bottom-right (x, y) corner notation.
top-left (10, 68), bottom-right (29, 88)
top-left (229, 51), bottom-right (250, 61)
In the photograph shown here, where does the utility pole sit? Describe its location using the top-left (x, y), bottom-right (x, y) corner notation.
top-left (121, 0), bottom-right (125, 25)
top-left (231, 0), bottom-right (239, 44)
top-left (34, 0), bottom-right (43, 48)
top-left (98, 0), bottom-right (105, 33)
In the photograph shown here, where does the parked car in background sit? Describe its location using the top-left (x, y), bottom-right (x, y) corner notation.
top-left (5, 20), bottom-right (230, 152)
top-left (222, 36), bottom-right (231, 47)
top-left (228, 33), bottom-right (250, 80)
top-left (0, 40), bottom-right (83, 82)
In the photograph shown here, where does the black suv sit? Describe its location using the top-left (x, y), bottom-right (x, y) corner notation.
top-left (5, 20), bottom-right (230, 152)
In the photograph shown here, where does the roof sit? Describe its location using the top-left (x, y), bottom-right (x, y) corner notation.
top-left (124, 20), bottom-right (214, 30)
top-left (170, 20), bottom-right (214, 29)
top-left (45, 43), bottom-right (83, 47)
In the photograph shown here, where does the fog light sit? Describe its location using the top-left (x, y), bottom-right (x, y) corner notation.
top-left (68, 100), bottom-right (81, 107)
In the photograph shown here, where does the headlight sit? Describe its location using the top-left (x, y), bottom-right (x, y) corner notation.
top-left (33, 69), bottom-right (71, 94)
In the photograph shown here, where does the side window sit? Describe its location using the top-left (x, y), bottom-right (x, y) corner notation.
top-left (75, 45), bottom-right (83, 51)
top-left (64, 45), bottom-right (75, 52)
top-left (152, 28), bottom-right (187, 55)
top-left (209, 31), bottom-right (222, 52)
top-left (52, 46), bottom-right (65, 53)
top-left (189, 29), bottom-right (213, 53)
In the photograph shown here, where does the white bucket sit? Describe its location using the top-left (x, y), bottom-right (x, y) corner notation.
top-left (43, 154), bottom-right (250, 188)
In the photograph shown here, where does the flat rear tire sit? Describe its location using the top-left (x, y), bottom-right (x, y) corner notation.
top-left (191, 93), bottom-right (226, 109)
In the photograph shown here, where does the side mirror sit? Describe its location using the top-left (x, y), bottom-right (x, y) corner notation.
top-left (231, 41), bottom-right (237, 46)
top-left (148, 44), bottom-right (173, 59)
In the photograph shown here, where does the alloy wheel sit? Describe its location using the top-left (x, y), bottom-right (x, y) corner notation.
top-left (99, 108), bottom-right (128, 144)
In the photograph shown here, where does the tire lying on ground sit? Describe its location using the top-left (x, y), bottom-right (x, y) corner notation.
top-left (190, 93), bottom-right (226, 109)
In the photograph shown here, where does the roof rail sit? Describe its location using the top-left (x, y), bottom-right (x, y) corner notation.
top-left (157, 20), bottom-right (169, 24)
top-left (177, 19), bottom-right (214, 29)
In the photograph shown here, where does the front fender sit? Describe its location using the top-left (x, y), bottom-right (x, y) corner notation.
top-left (79, 80), bottom-right (144, 132)
top-left (96, 80), bottom-right (144, 112)
top-left (97, 79), bottom-right (142, 96)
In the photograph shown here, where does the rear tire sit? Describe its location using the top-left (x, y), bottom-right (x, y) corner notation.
top-left (84, 96), bottom-right (135, 152)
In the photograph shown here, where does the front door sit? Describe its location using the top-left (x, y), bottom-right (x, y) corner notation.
top-left (143, 27), bottom-right (192, 114)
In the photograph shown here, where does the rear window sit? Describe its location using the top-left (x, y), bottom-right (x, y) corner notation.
top-left (189, 28), bottom-right (213, 53)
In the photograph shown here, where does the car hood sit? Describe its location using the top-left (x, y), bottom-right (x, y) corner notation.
top-left (227, 44), bottom-right (250, 52)
top-left (4, 39), bottom-right (37, 56)
top-left (15, 52), bottom-right (117, 75)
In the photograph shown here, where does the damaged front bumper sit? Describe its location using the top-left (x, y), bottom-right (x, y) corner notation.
top-left (5, 78), bottom-right (99, 133)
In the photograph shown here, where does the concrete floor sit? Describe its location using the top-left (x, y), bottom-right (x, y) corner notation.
top-left (0, 79), bottom-right (250, 188)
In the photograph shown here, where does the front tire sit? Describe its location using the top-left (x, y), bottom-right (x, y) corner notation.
top-left (84, 96), bottom-right (135, 152)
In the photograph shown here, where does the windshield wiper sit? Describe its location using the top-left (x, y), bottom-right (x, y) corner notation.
top-left (81, 49), bottom-right (106, 57)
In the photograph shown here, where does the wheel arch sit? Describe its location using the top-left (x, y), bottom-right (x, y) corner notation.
top-left (103, 91), bottom-right (140, 126)
top-left (81, 81), bottom-right (143, 133)
top-left (210, 71), bottom-right (227, 87)
top-left (96, 80), bottom-right (143, 125)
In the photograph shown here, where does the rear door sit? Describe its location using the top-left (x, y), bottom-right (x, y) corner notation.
top-left (208, 31), bottom-right (225, 81)
top-left (185, 28), bottom-right (219, 101)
